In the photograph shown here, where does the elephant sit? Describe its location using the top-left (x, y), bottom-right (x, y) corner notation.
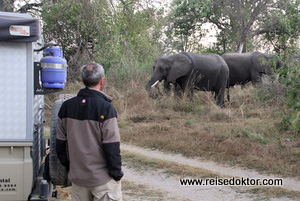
top-left (145, 52), bottom-right (230, 107)
top-left (221, 51), bottom-right (283, 87)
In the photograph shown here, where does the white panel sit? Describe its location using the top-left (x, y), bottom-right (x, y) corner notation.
top-left (0, 42), bottom-right (27, 140)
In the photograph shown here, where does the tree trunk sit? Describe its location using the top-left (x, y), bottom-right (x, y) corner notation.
top-left (236, 34), bottom-right (246, 53)
top-left (236, 42), bottom-right (244, 53)
top-left (0, 0), bottom-right (15, 12)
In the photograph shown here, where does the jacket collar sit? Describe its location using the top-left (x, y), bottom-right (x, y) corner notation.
top-left (77, 87), bottom-right (112, 102)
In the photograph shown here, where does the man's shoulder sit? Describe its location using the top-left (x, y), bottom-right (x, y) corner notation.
top-left (60, 96), bottom-right (80, 108)
top-left (58, 89), bottom-right (117, 120)
top-left (92, 94), bottom-right (118, 120)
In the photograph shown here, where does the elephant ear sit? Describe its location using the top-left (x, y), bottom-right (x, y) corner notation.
top-left (167, 54), bottom-right (192, 83)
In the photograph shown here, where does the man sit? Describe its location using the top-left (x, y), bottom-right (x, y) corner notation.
top-left (56, 62), bottom-right (123, 201)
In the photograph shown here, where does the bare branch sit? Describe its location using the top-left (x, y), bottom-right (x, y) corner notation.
top-left (17, 2), bottom-right (43, 13)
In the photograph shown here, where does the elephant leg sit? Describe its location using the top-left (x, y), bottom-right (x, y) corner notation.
top-left (173, 83), bottom-right (182, 97)
top-left (163, 81), bottom-right (171, 96)
top-left (251, 71), bottom-right (262, 85)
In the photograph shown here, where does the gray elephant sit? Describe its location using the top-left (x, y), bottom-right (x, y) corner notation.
top-left (221, 51), bottom-right (283, 87)
top-left (145, 52), bottom-right (230, 107)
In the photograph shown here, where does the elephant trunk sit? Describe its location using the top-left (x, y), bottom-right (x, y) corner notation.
top-left (145, 77), bottom-right (160, 99)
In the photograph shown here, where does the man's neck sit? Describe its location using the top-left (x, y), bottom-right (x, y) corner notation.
top-left (88, 86), bottom-right (100, 91)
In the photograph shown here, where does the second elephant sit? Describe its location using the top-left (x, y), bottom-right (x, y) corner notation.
top-left (145, 52), bottom-right (230, 107)
top-left (222, 51), bottom-right (283, 87)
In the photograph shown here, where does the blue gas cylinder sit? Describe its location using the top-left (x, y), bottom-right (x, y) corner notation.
top-left (40, 47), bottom-right (67, 88)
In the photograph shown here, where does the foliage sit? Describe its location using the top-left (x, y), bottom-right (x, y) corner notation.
top-left (167, 0), bottom-right (274, 53)
top-left (255, 0), bottom-right (299, 132)
top-left (165, 0), bottom-right (209, 53)
top-left (278, 48), bottom-right (300, 132)
top-left (257, 0), bottom-right (300, 54)
top-left (104, 0), bottom-right (165, 84)
top-left (0, 0), bottom-right (15, 12)
top-left (41, 0), bottom-right (114, 78)
top-left (0, 0), bottom-right (43, 17)
top-left (41, 0), bottom-right (165, 80)
top-left (167, 0), bottom-right (299, 54)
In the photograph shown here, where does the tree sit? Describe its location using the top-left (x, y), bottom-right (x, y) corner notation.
top-left (210, 0), bottom-right (273, 53)
top-left (165, 0), bottom-right (208, 53)
top-left (256, 0), bottom-right (300, 55)
top-left (0, 0), bottom-right (15, 12)
top-left (41, 0), bottom-right (114, 77)
top-left (41, 0), bottom-right (165, 80)
top-left (167, 0), bottom-right (298, 53)
top-left (0, 0), bottom-right (43, 15)
top-left (114, 0), bottom-right (164, 60)
top-left (102, 0), bottom-right (165, 82)
top-left (17, 1), bottom-right (43, 15)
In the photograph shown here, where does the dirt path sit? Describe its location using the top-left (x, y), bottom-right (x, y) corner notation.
top-left (123, 167), bottom-right (262, 201)
top-left (121, 143), bottom-right (300, 200)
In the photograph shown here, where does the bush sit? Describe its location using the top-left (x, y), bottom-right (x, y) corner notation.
top-left (277, 50), bottom-right (300, 133)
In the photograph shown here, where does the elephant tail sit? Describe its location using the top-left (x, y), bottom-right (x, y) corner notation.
top-left (227, 78), bottom-right (230, 102)
top-left (227, 88), bottom-right (230, 102)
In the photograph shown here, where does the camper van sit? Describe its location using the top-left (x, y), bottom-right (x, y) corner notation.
top-left (0, 11), bottom-right (68, 201)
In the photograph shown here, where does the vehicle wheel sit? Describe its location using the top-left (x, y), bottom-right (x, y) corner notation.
top-left (49, 94), bottom-right (75, 186)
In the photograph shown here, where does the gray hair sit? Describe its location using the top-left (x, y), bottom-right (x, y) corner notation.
top-left (81, 62), bottom-right (105, 87)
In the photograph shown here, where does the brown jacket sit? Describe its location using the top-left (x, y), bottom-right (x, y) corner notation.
top-left (56, 88), bottom-right (123, 187)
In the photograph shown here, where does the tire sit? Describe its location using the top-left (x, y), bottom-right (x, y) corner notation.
top-left (49, 94), bottom-right (75, 186)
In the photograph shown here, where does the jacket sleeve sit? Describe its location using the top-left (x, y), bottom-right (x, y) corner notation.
top-left (56, 138), bottom-right (69, 171)
top-left (56, 107), bottom-right (69, 171)
top-left (101, 105), bottom-right (123, 181)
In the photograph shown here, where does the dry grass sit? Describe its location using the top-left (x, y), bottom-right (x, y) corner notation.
top-left (122, 150), bottom-right (219, 178)
top-left (237, 186), bottom-right (300, 200)
top-left (45, 77), bottom-right (300, 177)
top-left (110, 79), bottom-right (299, 177)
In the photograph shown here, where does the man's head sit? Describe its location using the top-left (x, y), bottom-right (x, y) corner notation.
top-left (81, 62), bottom-right (105, 88)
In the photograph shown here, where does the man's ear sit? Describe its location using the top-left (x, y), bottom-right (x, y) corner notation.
top-left (99, 78), bottom-right (105, 87)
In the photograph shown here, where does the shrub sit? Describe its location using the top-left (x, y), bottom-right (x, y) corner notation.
top-left (277, 49), bottom-right (300, 133)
